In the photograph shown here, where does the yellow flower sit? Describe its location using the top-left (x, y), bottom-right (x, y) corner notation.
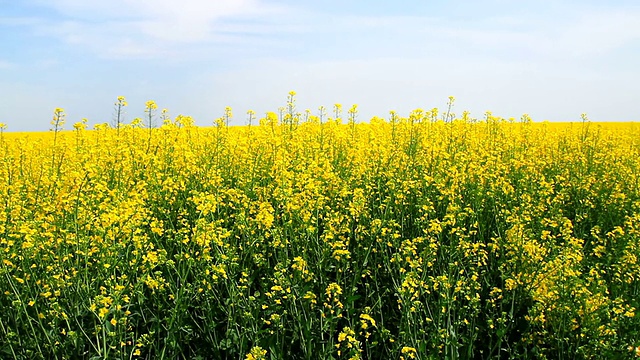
top-left (401, 346), bottom-right (417, 359)
top-left (98, 307), bottom-right (109, 319)
top-left (338, 332), bottom-right (347, 342)
top-left (145, 100), bottom-right (158, 111)
top-left (359, 314), bottom-right (376, 328)
top-left (245, 346), bottom-right (267, 360)
top-left (325, 283), bottom-right (343, 298)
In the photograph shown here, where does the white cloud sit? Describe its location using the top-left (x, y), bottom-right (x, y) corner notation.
top-left (23, 0), bottom-right (289, 58)
top-left (34, 0), bottom-right (267, 20)
top-left (13, 1), bottom-right (640, 61)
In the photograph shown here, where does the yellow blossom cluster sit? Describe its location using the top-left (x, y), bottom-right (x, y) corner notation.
top-left (0, 95), bottom-right (639, 358)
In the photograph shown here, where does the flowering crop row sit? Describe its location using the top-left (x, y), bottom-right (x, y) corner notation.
top-left (0, 98), bottom-right (639, 359)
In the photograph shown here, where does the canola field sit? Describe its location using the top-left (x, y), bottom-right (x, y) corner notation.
top-left (1, 98), bottom-right (639, 359)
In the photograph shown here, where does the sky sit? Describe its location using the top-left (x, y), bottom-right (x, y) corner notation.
top-left (1, 0), bottom-right (639, 131)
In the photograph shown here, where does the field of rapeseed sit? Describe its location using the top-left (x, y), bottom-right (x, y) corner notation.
top-left (1, 95), bottom-right (639, 359)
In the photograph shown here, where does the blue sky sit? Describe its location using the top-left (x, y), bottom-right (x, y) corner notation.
top-left (1, 0), bottom-right (639, 131)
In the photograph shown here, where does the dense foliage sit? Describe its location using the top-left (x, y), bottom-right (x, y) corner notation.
top-left (1, 99), bottom-right (639, 359)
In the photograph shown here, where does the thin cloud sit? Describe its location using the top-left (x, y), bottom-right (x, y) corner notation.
top-left (32, 0), bottom-right (270, 20)
top-left (457, 9), bottom-right (640, 57)
top-left (15, 1), bottom-right (640, 61)
top-left (555, 10), bottom-right (640, 55)
top-left (0, 16), bottom-right (42, 26)
top-left (0, 60), bottom-right (13, 69)
top-left (20, 0), bottom-right (291, 59)
top-left (302, 8), bottom-right (640, 59)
